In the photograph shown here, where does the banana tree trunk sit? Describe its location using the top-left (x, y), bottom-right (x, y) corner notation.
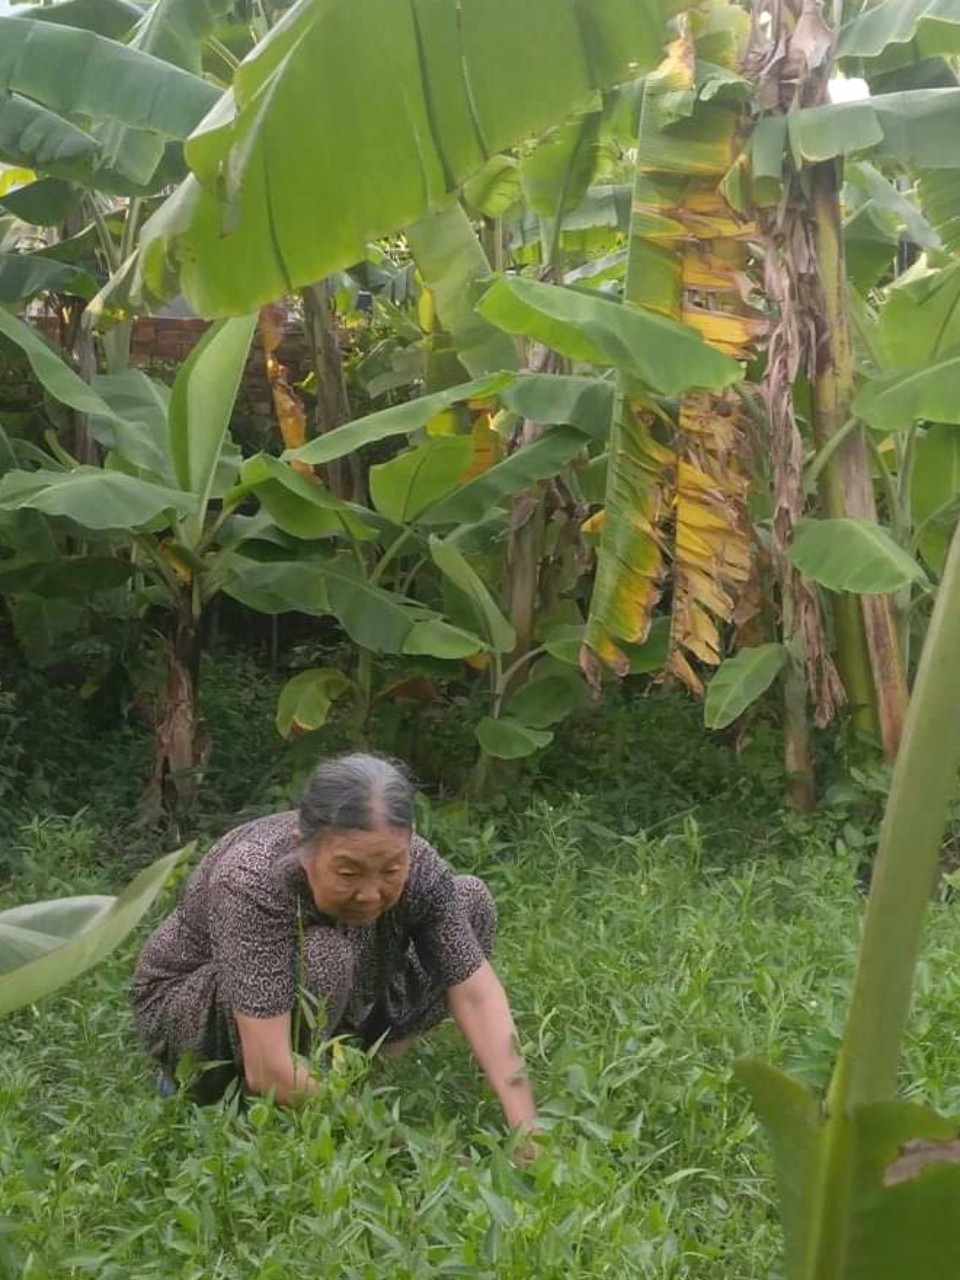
top-left (57, 300), bottom-right (98, 465)
top-left (302, 282), bottom-right (360, 502)
top-left (504, 340), bottom-right (558, 682)
top-left (810, 160), bottom-right (908, 760)
top-left (144, 591), bottom-right (208, 819)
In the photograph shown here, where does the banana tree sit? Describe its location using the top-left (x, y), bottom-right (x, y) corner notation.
top-left (562, 0), bottom-right (960, 801)
top-left (0, 304), bottom-right (258, 814)
top-left (248, 371), bottom-right (612, 772)
top-left (731, 0), bottom-right (960, 760)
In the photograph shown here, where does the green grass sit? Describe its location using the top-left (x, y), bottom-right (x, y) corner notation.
top-left (5, 793), bottom-right (960, 1280)
top-left (3, 662), bottom-right (958, 1278)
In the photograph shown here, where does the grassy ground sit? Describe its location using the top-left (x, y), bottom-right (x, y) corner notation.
top-left (3, 667), bottom-right (960, 1278)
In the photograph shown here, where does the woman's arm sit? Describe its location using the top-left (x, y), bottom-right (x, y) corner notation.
top-left (234, 1011), bottom-right (319, 1106)
top-left (446, 960), bottom-right (538, 1134)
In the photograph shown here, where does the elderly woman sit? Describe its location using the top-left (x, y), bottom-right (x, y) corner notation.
top-left (131, 754), bottom-right (537, 1139)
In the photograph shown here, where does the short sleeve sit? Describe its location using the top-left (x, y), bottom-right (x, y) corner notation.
top-left (406, 839), bottom-right (485, 989)
top-left (208, 866), bottom-right (297, 1019)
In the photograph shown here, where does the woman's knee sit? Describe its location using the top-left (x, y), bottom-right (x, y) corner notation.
top-left (454, 874), bottom-right (497, 955)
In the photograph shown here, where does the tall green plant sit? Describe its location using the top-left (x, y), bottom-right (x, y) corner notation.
top-left (738, 512), bottom-right (960, 1278)
top-left (266, 373), bottom-right (608, 763)
top-left (0, 305), bottom-right (257, 812)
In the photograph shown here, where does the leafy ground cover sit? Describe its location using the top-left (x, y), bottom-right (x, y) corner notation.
top-left (3, 667), bottom-right (960, 1279)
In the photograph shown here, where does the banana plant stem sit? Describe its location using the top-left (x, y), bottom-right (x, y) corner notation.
top-left (829, 518), bottom-right (960, 1115)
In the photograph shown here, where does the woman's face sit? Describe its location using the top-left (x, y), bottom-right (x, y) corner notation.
top-left (301, 827), bottom-right (411, 925)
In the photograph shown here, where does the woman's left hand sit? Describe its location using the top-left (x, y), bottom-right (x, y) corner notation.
top-left (446, 961), bottom-right (539, 1135)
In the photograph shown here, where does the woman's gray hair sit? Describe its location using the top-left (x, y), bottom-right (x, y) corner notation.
top-left (298, 752), bottom-right (415, 842)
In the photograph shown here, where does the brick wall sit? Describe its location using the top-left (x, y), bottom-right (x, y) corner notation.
top-left (33, 315), bottom-right (313, 421)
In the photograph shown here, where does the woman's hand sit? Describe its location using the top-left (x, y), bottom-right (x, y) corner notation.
top-left (446, 961), bottom-right (539, 1136)
top-left (234, 1011), bottom-right (319, 1106)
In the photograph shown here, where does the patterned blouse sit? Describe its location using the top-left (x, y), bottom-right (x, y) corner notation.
top-left (130, 811), bottom-right (488, 1073)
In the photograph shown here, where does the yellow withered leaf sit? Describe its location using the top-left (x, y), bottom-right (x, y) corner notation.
top-left (679, 255), bottom-right (743, 292)
top-left (463, 413), bottom-right (503, 480)
top-left (583, 405), bottom-right (673, 676)
top-left (584, 0), bottom-right (760, 697)
top-left (258, 305), bottom-right (313, 475)
top-left (667, 394), bottom-right (753, 684)
top-left (668, 646), bottom-right (704, 694)
top-left (651, 24), bottom-right (697, 95)
top-left (682, 305), bottom-right (767, 358)
top-left (271, 381), bottom-right (309, 452)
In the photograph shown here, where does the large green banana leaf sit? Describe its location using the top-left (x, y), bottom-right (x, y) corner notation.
top-left (0, 249), bottom-right (91, 303)
top-left (116, 0), bottom-right (238, 74)
top-left (285, 375), bottom-right (512, 467)
top-left (167, 314), bottom-right (257, 529)
top-left (0, 847), bottom-right (187, 1018)
top-left (839, 0), bottom-right (960, 63)
top-left (752, 89), bottom-right (960, 177)
top-left (15, 0), bottom-right (142, 40)
top-left (918, 168), bottom-right (960, 254)
top-left (404, 202), bottom-right (518, 380)
top-left (912, 423), bottom-right (960, 573)
top-left (419, 427), bottom-right (591, 527)
top-left (0, 177), bottom-right (78, 227)
top-left (95, 0), bottom-right (239, 196)
top-left (221, 549), bottom-right (492, 660)
top-left (874, 262), bottom-right (960, 371)
top-left (0, 91), bottom-right (99, 183)
top-left (0, 16), bottom-right (220, 188)
top-left (477, 276), bottom-right (740, 396)
top-left (0, 303), bottom-right (141, 435)
top-left (0, 468), bottom-right (195, 532)
top-left (135, 0), bottom-right (684, 316)
top-left (854, 347), bottom-right (960, 433)
top-left (0, 19), bottom-right (219, 141)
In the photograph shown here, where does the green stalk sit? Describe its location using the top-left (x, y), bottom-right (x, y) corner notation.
top-left (370, 528), bottom-right (416, 588)
top-left (864, 430), bottom-right (905, 545)
top-left (867, 429), bottom-right (914, 668)
top-left (809, 167), bottom-right (878, 743)
top-left (102, 197), bottom-right (145, 375)
top-left (897, 427), bottom-right (920, 670)
top-left (467, 654), bottom-right (503, 801)
top-left (204, 34), bottom-right (240, 72)
top-left (798, 518), bottom-right (960, 1275)
top-left (829, 517), bottom-right (960, 1113)
top-left (805, 417), bottom-right (857, 489)
top-left (810, 161), bottom-right (907, 757)
top-left (492, 646), bottom-right (545, 718)
top-left (85, 196), bottom-right (121, 275)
